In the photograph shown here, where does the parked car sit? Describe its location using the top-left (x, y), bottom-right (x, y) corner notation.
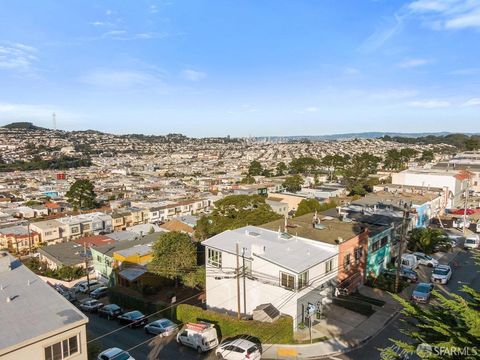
top-left (144, 318), bottom-right (178, 336)
top-left (60, 290), bottom-right (77, 303)
top-left (79, 298), bottom-right (104, 312)
top-left (411, 283), bottom-right (434, 303)
top-left (75, 280), bottom-right (101, 294)
top-left (118, 310), bottom-right (148, 328)
top-left (176, 322), bottom-right (219, 353)
top-left (401, 254), bottom-right (419, 270)
top-left (90, 286), bottom-right (108, 299)
top-left (98, 304), bottom-right (123, 320)
top-left (431, 265), bottom-right (452, 285)
top-left (382, 267), bottom-right (418, 283)
top-left (98, 347), bottom-right (135, 360)
top-left (464, 235), bottom-right (480, 250)
top-left (413, 252), bottom-right (439, 267)
top-left (215, 338), bottom-right (262, 360)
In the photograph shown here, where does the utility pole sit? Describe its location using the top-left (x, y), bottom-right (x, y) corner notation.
top-left (395, 203), bottom-right (411, 293)
top-left (242, 247), bottom-right (247, 315)
top-left (27, 221), bottom-right (32, 254)
top-left (236, 243), bottom-right (241, 320)
top-left (463, 179), bottom-right (470, 236)
top-left (84, 243), bottom-right (90, 294)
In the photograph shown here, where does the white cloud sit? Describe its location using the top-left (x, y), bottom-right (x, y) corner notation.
top-left (305, 107), bottom-right (319, 112)
top-left (344, 67), bottom-right (360, 75)
top-left (359, 13), bottom-right (404, 52)
top-left (408, 99), bottom-right (451, 108)
top-left (462, 98), bottom-right (480, 107)
top-left (0, 42), bottom-right (37, 71)
top-left (397, 58), bottom-right (430, 68)
top-left (150, 5), bottom-right (158, 13)
top-left (79, 69), bottom-right (166, 90)
top-left (181, 69), bottom-right (207, 81)
top-left (408, 0), bottom-right (480, 29)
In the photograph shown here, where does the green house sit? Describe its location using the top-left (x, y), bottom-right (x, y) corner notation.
top-left (366, 226), bottom-right (394, 278)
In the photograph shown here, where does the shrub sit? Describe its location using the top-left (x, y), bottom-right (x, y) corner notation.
top-left (176, 304), bottom-right (293, 344)
top-left (332, 297), bottom-right (374, 316)
top-left (108, 286), bottom-right (168, 316)
top-left (365, 274), bottom-right (409, 293)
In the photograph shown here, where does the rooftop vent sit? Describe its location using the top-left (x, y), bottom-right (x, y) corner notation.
top-left (246, 230), bottom-right (261, 237)
top-left (322, 216), bottom-right (334, 221)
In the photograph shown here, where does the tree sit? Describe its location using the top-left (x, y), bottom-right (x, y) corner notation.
top-left (148, 232), bottom-right (197, 286)
top-left (183, 267), bottom-right (206, 289)
top-left (66, 179), bottom-right (97, 210)
top-left (465, 137), bottom-right (480, 151)
top-left (407, 228), bottom-right (447, 255)
top-left (295, 198), bottom-right (337, 217)
top-left (289, 157), bottom-right (321, 174)
top-left (321, 154), bottom-right (349, 179)
top-left (276, 162), bottom-right (287, 176)
top-left (248, 160), bottom-right (263, 176)
top-left (194, 195), bottom-right (281, 239)
top-left (283, 175), bottom-right (304, 193)
top-left (342, 152), bottom-right (381, 194)
top-left (420, 150), bottom-right (435, 163)
top-left (240, 174), bottom-right (255, 184)
top-left (384, 149), bottom-right (405, 170)
top-left (381, 286), bottom-right (480, 360)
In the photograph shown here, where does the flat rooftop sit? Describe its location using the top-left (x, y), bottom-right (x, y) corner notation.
top-left (202, 225), bottom-right (337, 273)
top-left (261, 213), bottom-right (366, 245)
top-left (0, 253), bottom-right (87, 355)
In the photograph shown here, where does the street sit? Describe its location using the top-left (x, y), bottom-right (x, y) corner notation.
top-left (322, 248), bottom-right (479, 360)
top-left (87, 313), bottom-right (217, 360)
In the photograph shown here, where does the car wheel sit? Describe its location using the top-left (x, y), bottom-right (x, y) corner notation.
top-left (428, 263), bottom-right (433, 267)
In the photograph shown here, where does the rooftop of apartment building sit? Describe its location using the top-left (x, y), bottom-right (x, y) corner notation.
top-left (0, 252), bottom-right (88, 354)
top-left (352, 190), bottom-right (438, 207)
top-left (203, 225), bottom-right (338, 273)
top-left (93, 232), bottom-right (162, 257)
top-left (37, 242), bottom-right (87, 267)
top-left (261, 213), bottom-right (370, 245)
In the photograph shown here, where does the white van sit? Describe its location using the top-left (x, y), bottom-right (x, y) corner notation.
top-left (176, 322), bottom-right (219, 353)
top-left (401, 254), bottom-right (419, 270)
top-left (464, 235), bottom-right (480, 250)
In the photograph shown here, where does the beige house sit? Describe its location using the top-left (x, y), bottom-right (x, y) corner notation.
top-left (29, 219), bottom-right (64, 244)
top-left (0, 252), bottom-right (88, 360)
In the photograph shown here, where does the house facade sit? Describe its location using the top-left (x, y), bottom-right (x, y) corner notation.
top-left (202, 226), bottom-right (339, 329)
top-left (0, 225), bottom-right (40, 253)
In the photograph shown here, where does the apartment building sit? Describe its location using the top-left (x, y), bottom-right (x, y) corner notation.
top-left (29, 220), bottom-right (64, 245)
top-left (203, 226), bottom-right (338, 329)
top-left (0, 252), bottom-right (88, 360)
top-left (0, 225), bottom-right (40, 253)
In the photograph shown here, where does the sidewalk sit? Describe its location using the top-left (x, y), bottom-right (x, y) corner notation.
top-left (262, 249), bottom-right (460, 359)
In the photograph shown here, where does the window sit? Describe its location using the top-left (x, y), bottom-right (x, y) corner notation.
top-left (371, 241), bottom-right (380, 252)
top-left (280, 272), bottom-right (295, 290)
top-left (207, 248), bottom-right (222, 268)
top-left (44, 335), bottom-right (79, 360)
top-left (380, 236), bottom-right (388, 247)
top-left (45, 231), bottom-right (52, 236)
top-left (354, 247), bottom-right (363, 264)
top-left (96, 255), bottom-right (101, 262)
top-left (298, 271), bottom-right (308, 290)
top-left (343, 254), bottom-right (351, 270)
top-left (71, 226), bottom-right (80, 234)
top-left (325, 259), bottom-right (334, 273)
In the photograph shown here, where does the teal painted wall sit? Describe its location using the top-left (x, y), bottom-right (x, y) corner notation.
top-left (366, 228), bottom-right (393, 277)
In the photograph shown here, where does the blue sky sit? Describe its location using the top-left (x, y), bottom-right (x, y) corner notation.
top-left (0, 0), bottom-right (479, 137)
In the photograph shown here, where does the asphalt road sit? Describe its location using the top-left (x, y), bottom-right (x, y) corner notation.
top-left (86, 312), bottom-right (217, 360)
top-left (322, 248), bottom-right (479, 360)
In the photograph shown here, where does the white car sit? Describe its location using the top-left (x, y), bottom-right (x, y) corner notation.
top-left (98, 347), bottom-right (134, 360)
top-left (413, 252), bottom-right (439, 267)
top-left (431, 265), bottom-right (452, 284)
top-left (215, 339), bottom-right (262, 360)
top-left (79, 298), bottom-right (103, 312)
top-left (144, 318), bottom-right (178, 336)
top-left (464, 236), bottom-right (480, 250)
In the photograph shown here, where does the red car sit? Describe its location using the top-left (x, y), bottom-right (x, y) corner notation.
top-left (449, 208), bottom-right (474, 215)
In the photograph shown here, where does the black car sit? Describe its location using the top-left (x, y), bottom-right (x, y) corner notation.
top-left (98, 304), bottom-right (123, 320)
top-left (90, 286), bottom-right (108, 299)
top-left (117, 310), bottom-right (148, 328)
top-left (382, 267), bottom-right (418, 283)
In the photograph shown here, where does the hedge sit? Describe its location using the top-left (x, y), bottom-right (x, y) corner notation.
top-left (108, 286), bottom-right (168, 316)
top-left (332, 297), bottom-right (374, 316)
top-left (176, 304), bottom-right (293, 344)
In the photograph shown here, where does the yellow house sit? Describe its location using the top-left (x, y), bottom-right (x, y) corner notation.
top-left (113, 244), bottom-right (153, 266)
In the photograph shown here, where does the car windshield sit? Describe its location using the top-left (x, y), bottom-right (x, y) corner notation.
top-left (466, 239), bottom-right (476, 244)
top-left (110, 352), bottom-right (131, 360)
top-left (128, 311), bottom-right (143, 319)
top-left (160, 320), bottom-right (173, 327)
top-left (433, 268), bottom-right (449, 275)
top-left (106, 304), bottom-right (119, 311)
top-left (247, 345), bottom-right (259, 354)
top-left (416, 284), bottom-right (431, 293)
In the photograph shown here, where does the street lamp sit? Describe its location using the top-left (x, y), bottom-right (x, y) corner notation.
top-left (395, 202), bottom-right (411, 293)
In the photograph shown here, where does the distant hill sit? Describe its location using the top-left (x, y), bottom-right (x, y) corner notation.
top-left (2, 122), bottom-right (49, 131)
top-left (256, 132), bottom-right (460, 141)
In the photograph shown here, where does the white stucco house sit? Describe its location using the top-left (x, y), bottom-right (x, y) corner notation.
top-left (202, 226), bottom-right (339, 329)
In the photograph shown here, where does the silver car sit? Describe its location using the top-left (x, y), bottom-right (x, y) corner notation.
top-left (79, 298), bottom-right (104, 312)
top-left (431, 265), bottom-right (452, 284)
top-left (144, 319), bottom-right (178, 336)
